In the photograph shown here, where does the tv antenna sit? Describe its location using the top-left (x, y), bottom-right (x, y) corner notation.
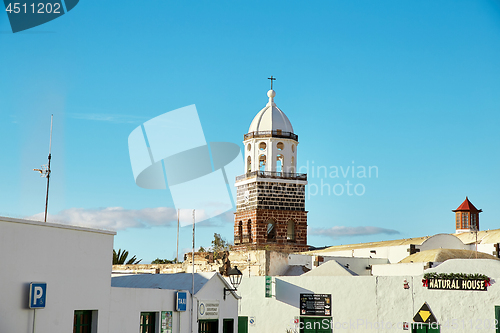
top-left (33, 114), bottom-right (53, 222)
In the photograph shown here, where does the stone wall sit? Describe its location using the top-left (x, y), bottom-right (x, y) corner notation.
top-left (236, 181), bottom-right (306, 211)
top-left (113, 250), bottom-right (302, 277)
top-left (234, 209), bottom-right (308, 252)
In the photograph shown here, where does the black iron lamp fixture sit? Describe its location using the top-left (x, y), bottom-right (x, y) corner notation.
top-left (224, 266), bottom-right (243, 300)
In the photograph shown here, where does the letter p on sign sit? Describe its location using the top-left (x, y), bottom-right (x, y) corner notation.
top-left (29, 283), bottom-right (47, 308)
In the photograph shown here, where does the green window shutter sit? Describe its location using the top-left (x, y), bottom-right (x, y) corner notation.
top-left (74, 310), bottom-right (92, 333)
top-left (238, 317), bottom-right (248, 333)
top-left (223, 319), bottom-right (234, 333)
top-left (411, 323), bottom-right (427, 333)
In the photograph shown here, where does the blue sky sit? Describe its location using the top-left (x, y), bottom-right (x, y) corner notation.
top-left (1, 0), bottom-right (499, 263)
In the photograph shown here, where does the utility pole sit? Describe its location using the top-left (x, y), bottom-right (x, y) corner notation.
top-left (176, 209), bottom-right (180, 264)
top-left (191, 209), bottom-right (195, 333)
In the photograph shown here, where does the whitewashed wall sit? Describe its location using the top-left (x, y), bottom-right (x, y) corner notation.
top-left (315, 244), bottom-right (413, 264)
top-left (322, 256), bottom-right (389, 276)
top-left (371, 262), bottom-right (430, 276)
top-left (196, 277), bottom-right (239, 333)
top-left (0, 217), bottom-right (115, 333)
top-left (110, 287), bottom-right (192, 333)
top-left (238, 260), bottom-right (500, 333)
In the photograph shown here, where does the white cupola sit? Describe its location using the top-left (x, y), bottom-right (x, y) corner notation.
top-left (244, 89), bottom-right (298, 174)
top-left (248, 90), bottom-right (294, 133)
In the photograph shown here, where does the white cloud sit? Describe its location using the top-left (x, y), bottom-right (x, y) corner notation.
top-left (309, 226), bottom-right (399, 239)
top-left (27, 207), bottom-right (178, 231)
top-left (26, 206), bottom-right (235, 231)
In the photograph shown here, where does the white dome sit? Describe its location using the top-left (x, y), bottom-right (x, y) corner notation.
top-left (248, 90), bottom-right (294, 133)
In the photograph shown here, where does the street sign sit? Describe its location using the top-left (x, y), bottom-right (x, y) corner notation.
top-left (29, 283), bottom-right (47, 308)
top-left (299, 294), bottom-right (331, 316)
top-left (198, 300), bottom-right (219, 320)
top-left (413, 302), bottom-right (437, 324)
top-left (176, 291), bottom-right (187, 311)
top-left (265, 276), bottom-right (272, 298)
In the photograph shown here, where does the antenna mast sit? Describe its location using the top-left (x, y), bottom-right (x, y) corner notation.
top-left (44, 114), bottom-right (53, 222)
top-left (33, 115), bottom-right (53, 222)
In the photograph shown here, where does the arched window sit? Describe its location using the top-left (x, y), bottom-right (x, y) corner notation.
top-left (237, 221), bottom-right (243, 244)
top-left (247, 143), bottom-right (251, 151)
top-left (247, 219), bottom-right (252, 243)
top-left (259, 154), bottom-right (266, 172)
top-left (277, 154), bottom-right (284, 174)
top-left (259, 142), bottom-right (266, 151)
top-left (287, 219), bottom-right (295, 241)
top-left (277, 142), bottom-right (284, 150)
top-left (247, 156), bottom-right (251, 172)
top-left (290, 156), bottom-right (295, 173)
top-left (266, 219), bottom-right (276, 242)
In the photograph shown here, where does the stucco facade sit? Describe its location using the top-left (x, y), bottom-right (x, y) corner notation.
top-left (237, 259), bottom-right (500, 333)
top-left (0, 216), bottom-right (239, 333)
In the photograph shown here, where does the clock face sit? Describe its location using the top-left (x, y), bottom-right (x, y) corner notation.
top-left (244, 190), bottom-right (250, 204)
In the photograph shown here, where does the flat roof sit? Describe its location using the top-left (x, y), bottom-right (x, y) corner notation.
top-left (0, 215), bottom-right (116, 235)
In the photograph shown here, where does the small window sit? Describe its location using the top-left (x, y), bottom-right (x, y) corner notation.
top-left (223, 319), bottom-right (234, 333)
top-left (276, 154), bottom-right (284, 173)
top-left (267, 219), bottom-right (276, 242)
top-left (259, 142), bottom-right (266, 150)
top-left (237, 221), bottom-right (243, 244)
top-left (74, 310), bottom-right (93, 333)
top-left (140, 312), bottom-right (156, 333)
top-left (291, 144), bottom-right (295, 153)
top-left (247, 143), bottom-right (251, 151)
top-left (277, 142), bottom-right (284, 150)
top-left (247, 219), bottom-right (252, 243)
top-left (259, 155), bottom-right (266, 172)
top-left (287, 220), bottom-right (295, 241)
top-left (247, 156), bottom-right (251, 172)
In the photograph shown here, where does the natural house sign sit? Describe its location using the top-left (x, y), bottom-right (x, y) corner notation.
top-left (422, 273), bottom-right (491, 291)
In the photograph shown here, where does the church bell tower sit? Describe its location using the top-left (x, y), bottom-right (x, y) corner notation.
top-left (233, 83), bottom-right (308, 252)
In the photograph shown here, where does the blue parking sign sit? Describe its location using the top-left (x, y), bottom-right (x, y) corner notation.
top-left (29, 283), bottom-right (47, 308)
top-left (176, 291), bottom-right (187, 311)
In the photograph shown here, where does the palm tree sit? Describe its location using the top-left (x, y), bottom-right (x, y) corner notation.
top-left (113, 249), bottom-right (142, 265)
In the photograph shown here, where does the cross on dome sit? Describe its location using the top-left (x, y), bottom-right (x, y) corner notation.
top-left (268, 75), bottom-right (276, 90)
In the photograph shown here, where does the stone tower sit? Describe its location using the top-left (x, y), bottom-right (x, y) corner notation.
top-left (233, 88), bottom-right (308, 252)
top-left (453, 197), bottom-right (482, 234)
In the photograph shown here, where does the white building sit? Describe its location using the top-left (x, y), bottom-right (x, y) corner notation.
top-left (0, 216), bottom-right (239, 333)
top-left (237, 259), bottom-right (500, 333)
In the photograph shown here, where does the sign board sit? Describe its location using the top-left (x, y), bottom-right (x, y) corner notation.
top-left (161, 311), bottom-right (173, 333)
top-left (413, 303), bottom-right (437, 324)
top-left (265, 276), bottom-right (272, 298)
top-left (299, 294), bottom-right (331, 316)
top-left (198, 300), bottom-right (219, 320)
top-left (29, 283), bottom-right (47, 309)
top-left (176, 291), bottom-right (187, 311)
top-left (249, 317), bottom-right (256, 326)
top-left (427, 278), bottom-right (487, 291)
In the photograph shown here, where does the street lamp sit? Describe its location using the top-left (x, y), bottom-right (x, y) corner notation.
top-left (224, 266), bottom-right (243, 300)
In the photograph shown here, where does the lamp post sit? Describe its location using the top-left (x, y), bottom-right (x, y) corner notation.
top-left (224, 266), bottom-right (243, 300)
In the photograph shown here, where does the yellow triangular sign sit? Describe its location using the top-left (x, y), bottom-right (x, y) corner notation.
top-left (413, 302), bottom-right (437, 323)
top-left (419, 310), bottom-right (431, 322)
